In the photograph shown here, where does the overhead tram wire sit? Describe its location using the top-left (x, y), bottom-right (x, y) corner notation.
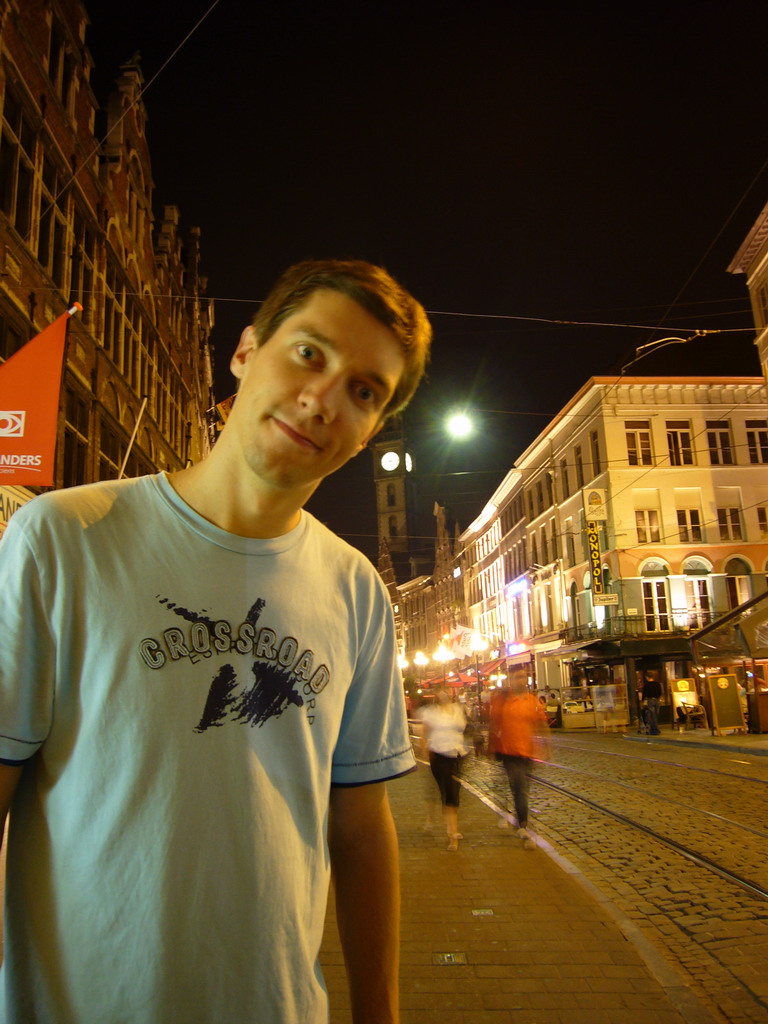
top-left (638, 149), bottom-right (768, 346)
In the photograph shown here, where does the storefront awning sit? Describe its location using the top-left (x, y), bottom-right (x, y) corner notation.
top-left (479, 656), bottom-right (507, 676)
top-left (691, 590), bottom-right (768, 662)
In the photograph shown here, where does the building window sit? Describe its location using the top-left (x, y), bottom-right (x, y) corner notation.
top-left (717, 507), bottom-right (742, 541)
top-left (63, 386), bottom-right (89, 488)
top-left (38, 153), bottom-right (68, 289)
top-left (758, 507), bottom-right (768, 537)
top-left (724, 558), bottom-right (752, 609)
top-left (541, 525), bottom-right (549, 564)
top-left (527, 491), bottom-right (534, 520)
top-left (666, 420), bottom-right (693, 466)
top-left (0, 309), bottom-right (25, 362)
top-left (386, 484), bottom-right (396, 507)
top-left (536, 481), bottom-right (544, 515)
top-left (590, 430), bottom-right (601, 476)
top-left (625, 420), bottom-right (652, 466)
top-left (550, 517), bottom-right (559, 560)
top-left (684, 578), bottom-right (711, 629)
top-left (388, 515), bottom-right (398, 538)
top-left (575, 445), bottom-right (584, 488)
top-left (560, 458), bottom-right (570, 499)
top-left (642, 579), bottom-right (670, 631)
top-left (706, 421), bottom-right (733, 465)
top-left (103, 258), bottom-right (123, 364)
top-left (676, 508), bottom-right (702, 543)
top-left (0, 86), bottom-right (35, 240)
top-left (635, 509), bottom-right (660, 544)
top-left (546, 473), bottom-right (554, 508)
top-left (48, 18), bottom-right (76, 112)
top-left (746, 420), bottom-right (768, 464)
top-left (70, 207), bottom-right (96, 326)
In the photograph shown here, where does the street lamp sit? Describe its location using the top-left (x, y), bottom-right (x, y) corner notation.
top-left (432, 642), bottom-right (453, 685)
top-left (469, 632), bottom-right (489, 697)
top-left (620, 332), bottom-right (713, 374)
top-left (413, 650), bottom-right (428, 681)
top-left (446, 412), bottom-right (474, 439)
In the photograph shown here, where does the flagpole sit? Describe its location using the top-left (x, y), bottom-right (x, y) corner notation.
top-left (118, 395), bottom-right (148, 480)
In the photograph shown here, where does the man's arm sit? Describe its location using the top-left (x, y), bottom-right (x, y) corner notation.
top-left (0, 763), bottom-right (22, 852)
top-left (328, 781), bottom-right (400, 1024)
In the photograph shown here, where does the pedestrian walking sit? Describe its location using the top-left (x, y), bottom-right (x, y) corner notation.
top-left (419, 687), bottom-right (467, 850)
top-left (489, 669), bottom-right (549, 848)
top-left (641, 668), bottom-right (662, 735)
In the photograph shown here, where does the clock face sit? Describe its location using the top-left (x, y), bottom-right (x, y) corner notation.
top-left (405, 452), bottom-right (413, 472)
top-left (380, 451), bottom-right (400, 471)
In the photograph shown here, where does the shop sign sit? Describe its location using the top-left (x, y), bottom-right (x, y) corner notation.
top-left (583, 487), bottom-right (607, 521)
top-left (706, 673), bottom-right (746, 735)
top-left (586, 521), bottom-right (603, 595)
top-left (593, 593), bottom-right (618, 606)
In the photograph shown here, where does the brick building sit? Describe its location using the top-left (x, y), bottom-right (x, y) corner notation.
top-left (0, 0), bottom-right (214, 533)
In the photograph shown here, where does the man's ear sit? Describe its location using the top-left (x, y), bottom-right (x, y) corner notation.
top-left (230, 326), bottom-right (257, 381)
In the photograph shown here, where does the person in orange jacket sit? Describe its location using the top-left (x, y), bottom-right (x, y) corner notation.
top-left (489, 668), bottom-right (549, 848)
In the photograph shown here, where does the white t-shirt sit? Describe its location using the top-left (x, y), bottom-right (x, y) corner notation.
top-left (0, 474), bottom-right (415, 1024)
top-left (420, 702), bottom-right (466, 757)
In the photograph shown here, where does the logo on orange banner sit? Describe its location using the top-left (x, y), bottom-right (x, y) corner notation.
top-left (0, 306), bottom-right (78, 486)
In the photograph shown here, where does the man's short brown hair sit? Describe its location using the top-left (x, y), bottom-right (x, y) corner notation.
top-left (252, 259), bottom-right (431, 419)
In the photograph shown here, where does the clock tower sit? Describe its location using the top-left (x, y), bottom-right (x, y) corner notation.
top-left (371, 416), bottom-right (415, 580)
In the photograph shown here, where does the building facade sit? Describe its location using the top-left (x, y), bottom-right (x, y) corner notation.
top-left (457, 376), bottom-right (768, 718)
top-left (0, 0), bottom-right (214, 533)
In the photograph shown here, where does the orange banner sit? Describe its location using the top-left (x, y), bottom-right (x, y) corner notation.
top-left (0, 306), bottom-right (77, 486)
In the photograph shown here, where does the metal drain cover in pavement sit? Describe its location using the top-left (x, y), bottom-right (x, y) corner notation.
top-left (432, 952), bottom-right (467, 965)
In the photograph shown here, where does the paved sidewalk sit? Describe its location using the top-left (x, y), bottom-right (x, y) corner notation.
top-left (321, 763), bottom-right (715, 1024)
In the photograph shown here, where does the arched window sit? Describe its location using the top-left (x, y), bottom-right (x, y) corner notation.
top-left (724, 557), bottom-right (752, 609)
top-left (682, 557), bottom-right (711, 629)
top-left (641, 561), bottom-right (670, 632)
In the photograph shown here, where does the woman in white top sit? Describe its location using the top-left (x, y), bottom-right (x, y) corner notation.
top-left (419, 687), bottom-right (467, 850)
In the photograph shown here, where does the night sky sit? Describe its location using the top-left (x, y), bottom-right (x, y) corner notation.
top-left (83, 0), bottom-right (768, 563)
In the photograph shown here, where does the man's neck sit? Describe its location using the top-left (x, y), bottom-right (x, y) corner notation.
top-left (167, 458), bottom-right (309, 539)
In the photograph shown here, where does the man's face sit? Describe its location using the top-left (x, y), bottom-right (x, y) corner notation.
top-left (227, 289), bottom-right (405, 500)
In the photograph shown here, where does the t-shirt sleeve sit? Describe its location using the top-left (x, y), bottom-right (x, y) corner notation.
top-left (330, 582), bottom-right (416, 786)
top-left (0, 513), bottom-right (56, 763)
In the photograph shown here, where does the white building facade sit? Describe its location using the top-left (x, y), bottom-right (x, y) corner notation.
top-left (458, 376), bottom-right (768, 721)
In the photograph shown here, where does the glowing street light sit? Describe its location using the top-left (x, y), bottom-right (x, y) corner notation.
top-left (445, 412), bottom-right (474, 439)
top-left (432, 642), bottom-right (454, 684)
top-left (412, 650), bottom-right (428, 684)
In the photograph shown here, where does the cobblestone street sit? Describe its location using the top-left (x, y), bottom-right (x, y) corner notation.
top-left (462, 731), bottom-right (768, 1024)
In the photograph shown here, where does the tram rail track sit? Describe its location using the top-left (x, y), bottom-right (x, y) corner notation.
top-left (529, 771), bottom-right (768, 902)
top-left (549, 736), bottom-right (768, 785)
top-left (537, 757), bottom-right (768, 840)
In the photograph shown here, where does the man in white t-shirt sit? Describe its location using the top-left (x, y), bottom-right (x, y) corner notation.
top-left (0, 260), bottom-right (431, 1024)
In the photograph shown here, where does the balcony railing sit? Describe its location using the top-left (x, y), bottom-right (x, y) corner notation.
top-left (559, 608), bottom-right (730, 644)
